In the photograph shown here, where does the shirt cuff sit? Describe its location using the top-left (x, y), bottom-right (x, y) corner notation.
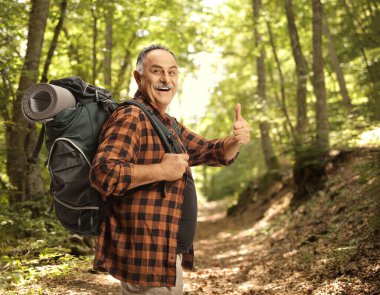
top-left (91, 160), bottom-right (135, 197)
top-left (213, 138), bottom-right (239, 166)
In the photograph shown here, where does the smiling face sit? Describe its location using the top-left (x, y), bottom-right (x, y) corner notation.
top-left (133, 49), bottom-right (178, 114)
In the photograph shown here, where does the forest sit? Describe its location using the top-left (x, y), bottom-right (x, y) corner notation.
top-left (0, 0), bottom-right (379, 294)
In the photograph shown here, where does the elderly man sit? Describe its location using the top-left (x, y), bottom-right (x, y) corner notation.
top-left (90, 44), bottom-right (250, 294)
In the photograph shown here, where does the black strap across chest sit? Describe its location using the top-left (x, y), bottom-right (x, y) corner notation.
top-left (119, 100), bottom-right (183, 154)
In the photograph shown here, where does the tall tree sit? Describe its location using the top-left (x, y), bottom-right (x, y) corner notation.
top-left (113, 43), bottom-right (135, 99)
top-left (312, 0), bottom-right (329, 150)
top-left (91, 6), bottom-right (98, 84)
top-left (284, 0), bottom-right (309, 141)
top-left (323, 10), bottom-right (352, 110)
top-left (6, 0), bottom-right (50, 204)
top-left (266, 19), bottom-right (296, 142)
top-left (340, 0), bottom-right (380, 120)
top-left (292, 0), bottom-right (331, 206)
top-left (41, 0), bottom-right (67, 83)
top-left (104, 1), bottom-right (114, 88)
top-left (253, 0), bottom-right (279, 172)
top-left (340, 0), bottom-right (377, 84)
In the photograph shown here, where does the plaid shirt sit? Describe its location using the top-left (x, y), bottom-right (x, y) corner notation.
top-left (90, 93), bottom-right (236, 286)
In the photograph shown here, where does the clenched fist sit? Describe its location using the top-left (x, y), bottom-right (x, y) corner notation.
top-left (232, 103), bottom-right (250, 145)
top-left (160, 153), bottom-right (189, 181)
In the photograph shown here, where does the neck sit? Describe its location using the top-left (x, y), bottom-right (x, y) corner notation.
top-left (135, 90), bottom-right (167, 115)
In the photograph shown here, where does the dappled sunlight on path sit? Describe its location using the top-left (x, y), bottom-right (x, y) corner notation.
top-left (12, 150), bottom-right (379, 294)
top-left (184, 151), bottom-right (379, 294)
top-left (184, 193), bottom-right (293, 295)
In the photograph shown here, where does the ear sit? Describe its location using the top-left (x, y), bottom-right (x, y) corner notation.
top-left (133, 70), bottom-right (142, 86)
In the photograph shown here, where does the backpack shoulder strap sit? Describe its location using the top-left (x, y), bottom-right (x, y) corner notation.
top-left (152, 114), bottom-right (183, 154)
top-left (119, 100), bottom-right (179, 153)
top-left (28, 124), bottom-right (45, 164)
top-left (168, 116), bottom-right (182, 138)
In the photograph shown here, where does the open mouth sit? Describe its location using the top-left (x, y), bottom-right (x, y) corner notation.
top-left (154, 85), bottom-right (172, 92)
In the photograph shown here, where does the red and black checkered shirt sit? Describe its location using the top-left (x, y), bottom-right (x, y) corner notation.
top-left (90, 93), bottom-right (236, 286)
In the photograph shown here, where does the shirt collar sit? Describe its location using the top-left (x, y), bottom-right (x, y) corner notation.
top-left (133, 90), bottom-right (173, 125)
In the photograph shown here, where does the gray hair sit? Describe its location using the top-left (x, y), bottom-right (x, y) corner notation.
top-left (136, 44), bottom-right (177, 74)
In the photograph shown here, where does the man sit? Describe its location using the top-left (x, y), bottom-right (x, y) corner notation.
top-left (90, 44), bottom-right (250, 294)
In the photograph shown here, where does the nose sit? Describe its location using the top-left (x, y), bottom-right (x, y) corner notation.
top-left (160, 71), bottom-right (170, 83)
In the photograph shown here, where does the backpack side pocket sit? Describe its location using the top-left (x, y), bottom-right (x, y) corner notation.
top-left (48, 138), bottom-right (100, 235)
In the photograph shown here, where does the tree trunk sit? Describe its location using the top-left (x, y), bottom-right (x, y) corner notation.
top-left (341, 0), bottom-right (380, 121)
top-left (113, 50), bottom-right (132, 99)
top-left (267, 60), bottom-right (295, 142)
top-left (259, 122), bottom-right (279, 170)
top-left (322, 11), bottom-right (352, 110)
top-left (266, 19), bottom-right (296, 142)
top-left (291, 0), bottom-right (330, 207)
top-left (0, 72), bottom-right (14, 121)
top-left (253, 0), bottom-right (279, 172)
top-left (104, 1), bottom-right (113, 88)
top-left (41, 0), bottom-right (67, 83)
top-left (113, 35), bottom-right (139, 98)
top-left (112, 10), bottom-right (153, 98)
top-left (284, 0), bottom-right (309, 141)
top-left (312, 0), bottom-right (329, 151)
top-left (62, 27), bottom-right (88, 80)
top-left (91, 7), bottom-right (98, 85)
top-left (6, 0), bottom-right (50, 204)
top-left (341, 0), bottom-right (377, 84)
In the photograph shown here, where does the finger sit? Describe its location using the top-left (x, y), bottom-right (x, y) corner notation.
top-left (162, 153), bottom-right (171, 160)
top-left (233, 130), bottom-right (249, 138)
top-left (234, 138), bottom-right (246, 145)
top-left (233, 121), bottom-right (247, 130)
top-left (235, 103), bottom-right (242, 122)
top-left (233, 127), bottom-right (250, 135)
top-left (235, 135), bottom-right (250, 144)
top-left (235, 134), bottom-right (249, 140)
top-left (181, 153), bottom-right (190, 161)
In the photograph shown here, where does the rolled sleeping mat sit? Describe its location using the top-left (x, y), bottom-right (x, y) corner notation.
top-left (22, 83), bottom-right (76, 122)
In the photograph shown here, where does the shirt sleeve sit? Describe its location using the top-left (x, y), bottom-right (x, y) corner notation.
top-left (175, 120), bottom-right (238, 167)
top-left (90, 107), bottom-right (142, 197)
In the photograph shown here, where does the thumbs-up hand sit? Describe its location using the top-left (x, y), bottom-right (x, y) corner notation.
top-left (232, 103), bottom-right (250, 145)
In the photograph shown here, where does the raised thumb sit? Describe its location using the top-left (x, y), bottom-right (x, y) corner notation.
top-left (235, 103), bottom-right (242, 122)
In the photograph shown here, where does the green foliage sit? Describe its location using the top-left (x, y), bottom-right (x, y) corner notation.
top-left (42, 0), bottom-right (206, 91)
top-left (0, 246), bottom-right (89, 292)
top-left (0, 0), bottom-right (29, 118)
top-left (0, 193), bottom-right (85, 291)
top-left (192, 0), bottom-right (380, 204)
top-left (0, 0), bottom-right (379, 281)
top-left (200, 140), bottom-right (266, 201)
top-left (0, 0), bottom-right (378, 291)
top-left (0, 196), bottom-right (64, 242)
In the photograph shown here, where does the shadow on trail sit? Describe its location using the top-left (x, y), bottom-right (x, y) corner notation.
top-left (184, 150), bottom-right (380, 294)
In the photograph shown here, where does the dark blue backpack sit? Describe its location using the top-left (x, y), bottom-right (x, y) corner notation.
top-left (30, 76), bottom-right (182, 235)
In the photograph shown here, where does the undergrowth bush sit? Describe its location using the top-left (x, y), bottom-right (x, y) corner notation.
top-left (0, 194), bottom-right (82, 291)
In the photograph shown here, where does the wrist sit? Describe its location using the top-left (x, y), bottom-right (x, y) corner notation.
top-left (156, 163), bottom-right (167, 181)
top-left (227, 134), bottom-right (239, 146)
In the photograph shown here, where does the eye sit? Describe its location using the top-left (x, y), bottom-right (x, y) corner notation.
top-left (152, 68), bottom-right (162, 75)
top-left (169, 70), bottom-right (177, 77)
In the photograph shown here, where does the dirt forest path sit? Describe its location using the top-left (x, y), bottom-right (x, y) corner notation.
top-left (19, 199), bottom-right (251, 295)
top-left (21, 199), bottom-right (257, 295)
top-left (16, 150), bottom-right (380, 294)
top-left (26, 198), bottom-right (276, 295)
top-left (21, 198), bottom-right (282, 295)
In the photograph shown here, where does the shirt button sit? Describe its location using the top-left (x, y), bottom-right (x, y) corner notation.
top-left (169, 255), bottom-right (175, 261)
